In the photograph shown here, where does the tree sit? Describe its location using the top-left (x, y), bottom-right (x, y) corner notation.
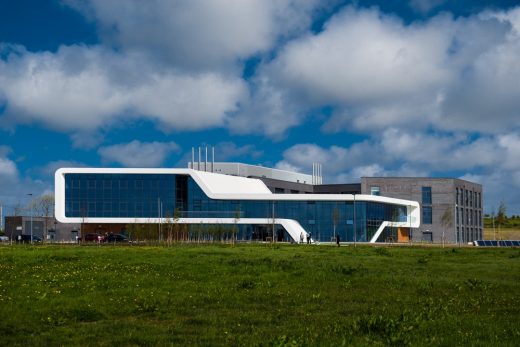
top-left (440, 207), bottom-right (453, 247)
top-left (173, 208), bottom-right (182, 243)
top-left (496, 201), bottom-right (507, 240)
top-left (165, 208), bottom-right (182, 245)
top-left (232, 206), bottom-right (241, 245)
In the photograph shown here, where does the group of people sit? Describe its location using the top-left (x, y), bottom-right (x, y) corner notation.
top-left (299, 231), bottom-right (312, 244)
top-left (299, 231), bottom-right (341, 246)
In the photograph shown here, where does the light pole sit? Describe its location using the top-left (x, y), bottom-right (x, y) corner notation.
top-left (353, 194), bottom-right (356, 247)
top-left (27, 193), bottom-right (33, 244)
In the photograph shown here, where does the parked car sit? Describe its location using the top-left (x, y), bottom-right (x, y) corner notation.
top-left (0, 235), bottom-right (9, 242)
top-left (105, 234), bottom-right (129, 243)
top-left (19, 234), bottom-right (42, 243)
top-left (83, 233), bottom-right (105, 242)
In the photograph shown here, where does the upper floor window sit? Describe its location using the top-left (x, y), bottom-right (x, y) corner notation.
top-left (422, 186), bottom-right (432, 205)
top-left (370, 186), bottom-right (380, 196)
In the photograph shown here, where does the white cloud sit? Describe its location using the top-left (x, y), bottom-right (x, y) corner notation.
top-left (255, 6), bottom-right (519, 134)
top-left (0, 156), bottom-right (18, 178)
top-left (98, 140), bottom-right (180, 167)
top-left (440, 28), bottom-right (520, 132)
top-left (228, 76), bottom-right (304, 137)
top-left (497, 133), bottom-right (520, 170)
top-left (0, 44), bottom-right (247, 133)
top-left (379, 128), bottom-right (503, 171)
top-left (64, 0), bottom-right (333, 71)
top-left (275, 141), bottom-right (383, 177)
top-left (0, 150), bottom-right (50, 215)
top-left (277, 129), bottom-right (518, 180)
top-left (268, 8), bottom-right (453, 105)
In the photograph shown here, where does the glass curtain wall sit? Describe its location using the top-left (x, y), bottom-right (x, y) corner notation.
top-left (64, 174), bottom-right (408, 242)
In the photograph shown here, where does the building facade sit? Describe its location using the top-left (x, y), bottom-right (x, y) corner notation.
top-left (361, 178), bottom-right (483, 244)
top-left (55, 168), bottom-right (420, 243)
top-left (4, 216), bottom-right (81, 242)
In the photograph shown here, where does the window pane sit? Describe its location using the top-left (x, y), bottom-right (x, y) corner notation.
top-left (422, 187), bottom-right (432, 205)
top-left (422, 206), bottom-right (432, 224)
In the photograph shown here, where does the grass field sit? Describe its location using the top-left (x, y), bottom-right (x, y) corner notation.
top-left (1, 244), bottom-right (519, 346)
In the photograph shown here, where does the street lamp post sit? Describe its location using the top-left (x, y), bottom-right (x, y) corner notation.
top-left (54, 220), bottom-right (58, 243)
top-left (27, 193), bottom-right (33, 245)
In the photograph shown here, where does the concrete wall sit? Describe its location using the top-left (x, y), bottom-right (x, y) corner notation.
top-left (361, 177), bottom-right (483, 244)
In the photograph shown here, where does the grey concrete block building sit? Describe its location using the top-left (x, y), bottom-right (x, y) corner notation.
top-left (361, 178), bottom-right (483, 244)
top-left (4, 216), bottom-right (81, 242)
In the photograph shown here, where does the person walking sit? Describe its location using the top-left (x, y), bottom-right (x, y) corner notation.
top-left (307, 232), bottom-right (311, 244)
top-left (300, 232), bottom-right (304, 244)
top-left (336, 233), bottom-right (340, 247)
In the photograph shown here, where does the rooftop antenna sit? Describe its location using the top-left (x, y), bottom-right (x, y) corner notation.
top-left (191, 147), bottom-right (195, 169)
top-left (198, 147), bottom-right (201, 170)
top-left (212, 146), bottom-right (215, 173)
top-left (205, 145), bottom-right (208, 172)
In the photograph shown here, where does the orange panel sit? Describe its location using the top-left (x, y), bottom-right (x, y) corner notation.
top-left (397, 227), bottom-right (410, 242)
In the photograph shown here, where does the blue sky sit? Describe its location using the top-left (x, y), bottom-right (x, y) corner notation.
top-left (1, 0), bottom-right (520, 214)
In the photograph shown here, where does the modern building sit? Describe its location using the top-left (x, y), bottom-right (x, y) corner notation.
top-left (55, 167), bottom-right (420, 243)
top-left (194, 163), bottom-right (483, 244)
top-left (361, 178), bottom-right (483, 244)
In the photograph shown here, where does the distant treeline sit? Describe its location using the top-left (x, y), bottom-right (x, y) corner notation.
top-left (484, 215), bottom-right (520, 229)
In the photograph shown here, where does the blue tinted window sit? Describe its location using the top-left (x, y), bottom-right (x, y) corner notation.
top-left (422, 186), bottom-right (432, 205)
top-left (422, 206), bottom-right (432, 224)
top-left (64, 173), bottom-right (175, 218)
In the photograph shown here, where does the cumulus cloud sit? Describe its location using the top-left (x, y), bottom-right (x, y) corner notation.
top-left (98, 140), bottom-right (180, 167)
top-left (0, 150), bottom-right (50, 214)
top-left (275, 141), bottom-right (383, 177)
top-left (64, 0), bottom-right (335, 71)
top-left (0, 44), bottom-right (247, 134)
top-left (228, 76), bottom-right (304, 137)
top-left (276, 130), bottom-right (518, 179)
top-left (0, 156), bottom-right (18, 178)
top-left (270, 8), bottom-right (453, 105)
top-left (257, 6), bottom-right (519, 134)
top-left (277, 129), bottom-right (520, 212)
top-left (440, 30), bottom-right (520, 132)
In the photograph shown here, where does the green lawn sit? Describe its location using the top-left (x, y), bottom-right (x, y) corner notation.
top-left (1, 244), bottom-right (519, 346)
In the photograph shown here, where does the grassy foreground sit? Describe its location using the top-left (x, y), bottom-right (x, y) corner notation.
top-left (0, 244), bottom-right (519, 346)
